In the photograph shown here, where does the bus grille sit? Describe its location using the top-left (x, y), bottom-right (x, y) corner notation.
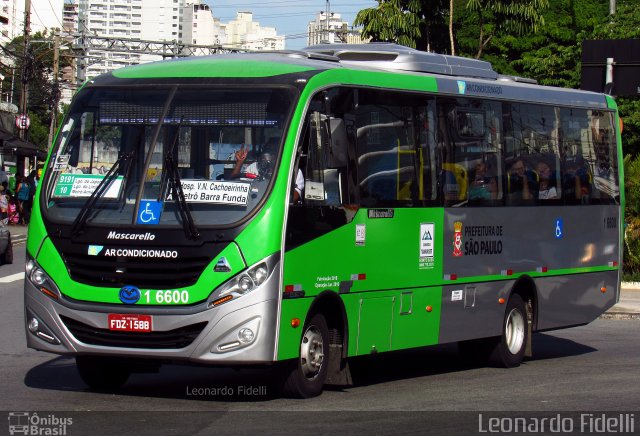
top-left (60, 316), bottom-right (207, 349)
top-left (61, 253), bottom-right (210, 288)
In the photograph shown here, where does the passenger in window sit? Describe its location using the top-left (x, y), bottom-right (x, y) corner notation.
top-left (563, 159), bottom-right (590, 203)
top-left (507, 158), bottom-right (535, 203)
top-left (469, 161), bottom-right (497, 200)
top-left (536, 161), bottom-right (558, 200)
top-left (442, 169), bottom-right (460, 202)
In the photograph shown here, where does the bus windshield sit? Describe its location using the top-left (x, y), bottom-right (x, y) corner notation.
top-left (43, 85), bottom-right (295, 228)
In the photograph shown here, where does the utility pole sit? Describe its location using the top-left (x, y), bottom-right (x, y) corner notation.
top-left (48, 31), bottom-right (60, 151)
top-left (19, 0), bottom-right (31, 139)
top-left (18, 0), bottom-right (31, 176)
top-left (325, 0), bottom-right (330, 43)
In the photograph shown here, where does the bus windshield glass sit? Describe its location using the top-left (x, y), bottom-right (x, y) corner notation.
top-left (43, 86), bottom-right (295, 228)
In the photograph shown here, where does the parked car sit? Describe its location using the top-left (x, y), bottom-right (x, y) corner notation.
top-left (0, 221), bottom-right (13, 265)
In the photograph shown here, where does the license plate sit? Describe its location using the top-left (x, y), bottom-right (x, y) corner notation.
top-left (108, 314), bottom-right (153, 332)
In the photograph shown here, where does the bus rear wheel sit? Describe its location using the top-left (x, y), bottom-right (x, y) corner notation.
top-left (279, 313), bottom-right (329, 398)
top-left (76, 356), bottom-right (131, 391)
top-left (489, 293), bottom-right (528, 368)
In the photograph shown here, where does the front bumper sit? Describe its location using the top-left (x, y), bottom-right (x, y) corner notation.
top-left (24, 267), bottom-right (281, 365)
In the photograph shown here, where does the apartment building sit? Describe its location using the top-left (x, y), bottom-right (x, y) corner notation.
top-left (224, 11), bottom-right (284, 51)
top-left (307, 11), bottom-right (368, 46)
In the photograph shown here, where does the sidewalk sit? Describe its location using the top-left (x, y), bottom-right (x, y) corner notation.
top-left (5, 223), bottom-right (639, 318)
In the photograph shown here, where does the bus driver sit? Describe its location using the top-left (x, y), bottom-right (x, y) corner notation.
top-left (232, 141), bottom-right (304, 203)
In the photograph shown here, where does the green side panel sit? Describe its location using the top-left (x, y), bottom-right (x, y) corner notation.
top-left (605, 95), bottom-right (625, 269)
top-left (234, 197), bottom-right (285, 268)
top-left (26, 191), bottom-right (48, 258)
top-left (280, 207), bottom-right (444, 358)
top-left (356, 296), bottom-right (394, 353)
top-left (37, 238), bottom-right (246, 305)
top-left (284, 208), bottom-right (444, 295)
top-left (277, 298), bottom-right (312, 360)
top-left (113, 59), bottom-right (316, 79)
top-left (305, 68), bottom-right (439, 94)
top-left (340, 288), bottom-right (442, 357)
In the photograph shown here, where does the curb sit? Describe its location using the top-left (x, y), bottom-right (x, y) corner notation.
top-left (12, 235), bottom-right (27, 245)
top-left (599, 312), bottom-right (640, 320)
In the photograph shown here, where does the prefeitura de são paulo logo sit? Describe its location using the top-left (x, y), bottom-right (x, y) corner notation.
top-left (453, 221), bottom-right (463, 257)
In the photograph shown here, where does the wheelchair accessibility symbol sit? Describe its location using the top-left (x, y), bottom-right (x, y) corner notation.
top-left (137, 200), bottom-right (162, 225)
top-left (555, 218), bottom-right (563, 239)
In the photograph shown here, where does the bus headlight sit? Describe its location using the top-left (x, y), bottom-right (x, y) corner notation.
top-left (25, 255), bottom-right (61, 300)
top-left (209, 262), bottom-right (270, 307)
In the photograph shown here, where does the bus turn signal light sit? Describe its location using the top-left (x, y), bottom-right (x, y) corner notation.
top-left (291, 318), bottom-right (300, 328)
top-left (211, 295), bottom-right (233, 307)
top-left (426, 306), bottom-right (432, 312)
top-left (601, 287), bottom-right (607, 293)
top-left (498, 298), bottom-right (506, 304)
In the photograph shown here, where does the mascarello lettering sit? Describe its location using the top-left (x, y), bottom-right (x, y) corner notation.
top-left (107, 231), bottom-right (156, 241)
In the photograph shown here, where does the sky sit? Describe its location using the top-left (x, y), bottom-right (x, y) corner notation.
top-left (203, 0), bottom-right (379, 50)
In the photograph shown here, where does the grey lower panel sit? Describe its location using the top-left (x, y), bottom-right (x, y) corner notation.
top-left (24, 274), bottom-right (280, 365)
top-left (439, 281), bottom-right (512, 344)
top-left (438, 270), bottom-right (619, 344)
top-left (535, 270), bottom-right (618, 331)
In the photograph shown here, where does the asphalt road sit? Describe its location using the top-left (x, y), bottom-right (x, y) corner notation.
top-left (1, 244), bottom-right (639, 435)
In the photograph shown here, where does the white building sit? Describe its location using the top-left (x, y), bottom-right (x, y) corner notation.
top-left (77, 0), bottom-right (188, 78)
top-left (61, 1), bottom-right (80, 105)
top-left (307, 11), bottom-right (368, 46)
top-left (77, 0), bottom-right (230, 80)
top-left (224, 12), bottom-right (284, 51)
top-left (1, 0), bottom-right (64, 45)
top-left (181, 1), bottom-right (224, 47)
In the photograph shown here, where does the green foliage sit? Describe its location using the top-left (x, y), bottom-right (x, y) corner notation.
top-left (2, 30), bottom-right (69, 152)
top-left (25, 110), bottom-right (49, 150)
top-left (463, 0), bottom-right (550, 57)
top-left (355, 0), bottom-right (424, 48)
top-left (354, 0), bottom-right (451, 52)
top-left (623, 155), bottom-right (640, 278)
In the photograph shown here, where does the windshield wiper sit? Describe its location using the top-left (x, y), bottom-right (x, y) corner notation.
top-left (71, 151), bottom-right (135, 237)
top-left (159, 121), bottom-right (200, 240)
top-left (164, 152), bottom-right (200, 240)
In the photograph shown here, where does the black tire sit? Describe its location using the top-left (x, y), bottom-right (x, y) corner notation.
top-left (278, 313), bottom-right (329, 398)
top-left (76, 356), bottom-right (131, 391)
top-left (488, 293), bottom-right (528, 368)
top-left (2, 237), bottom-right (13, 265)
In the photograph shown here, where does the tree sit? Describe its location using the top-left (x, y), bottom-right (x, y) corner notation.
top-left (464, 0), bottom-right (550, 58)
top-left (354, 0), bottom-right (450, 52)
top-left (2, 30), bottom-right (69, 151)
top-left (355, 0), bottom-right (549, 57)
top-left (578, 0), bottom-right (640, 157)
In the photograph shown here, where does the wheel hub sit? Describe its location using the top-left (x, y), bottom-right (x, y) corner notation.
top-left (300, 325), bottom-right (324, 379)
top-left (505, 308), bottom-right (525, 354)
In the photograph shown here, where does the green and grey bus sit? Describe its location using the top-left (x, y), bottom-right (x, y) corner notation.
top-left (25, 44), bottom-right (623, 397)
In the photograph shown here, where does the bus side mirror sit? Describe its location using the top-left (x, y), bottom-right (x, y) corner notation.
top-left (326, 118), bottom-right (349, 169)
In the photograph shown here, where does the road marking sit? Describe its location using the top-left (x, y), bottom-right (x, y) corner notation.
top-left (0, 272), bottom-right (25, 283)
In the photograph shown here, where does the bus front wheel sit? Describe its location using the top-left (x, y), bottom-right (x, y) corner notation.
top-left (279, 313), bottom-right (329, 398)
top-left (489, 293), bottom-right (528, 368)
top-left (76, 356), bottom-right (130, 391)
